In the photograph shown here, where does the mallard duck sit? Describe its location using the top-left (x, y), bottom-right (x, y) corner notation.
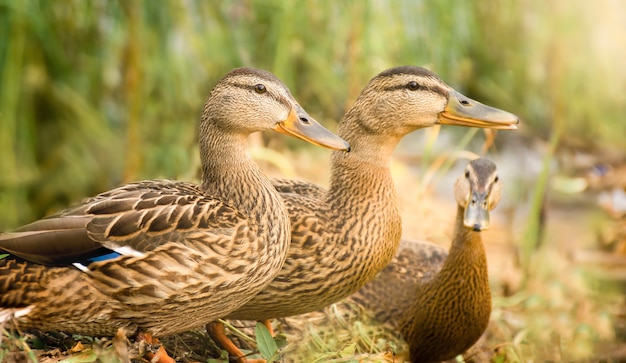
top-left (0, 68), bottom-right (349, 341)
top-left (212, 66), bottom-right (516, 361)
top-left (349, 158), bottom-right (501, 362)
top-left (279, 158), bottom-right (500, 362)
top-left (224, 66), bottom-right (517, 323)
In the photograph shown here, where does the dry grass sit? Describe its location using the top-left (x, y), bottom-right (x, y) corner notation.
top-left (260, 144), bottom-right (624, 362)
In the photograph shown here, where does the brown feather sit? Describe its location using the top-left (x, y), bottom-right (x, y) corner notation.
top-left (349, 158), bottom-right (500, 363)
top-left (0, 67), bottom-right (344, 337)
top-left (227, 66), bottom-right (514, 321)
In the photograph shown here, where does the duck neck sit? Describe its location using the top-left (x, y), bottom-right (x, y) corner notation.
top-left (403, 205), bottom-right (491, 362)
top-left (427, 207), bottom-right (491, 312)
top-left (199, 121), bottom-right (289, 248)
top-left (325, 113), bottom-right (403, 271)
top-left (435, 205), bottom-right (489, 289)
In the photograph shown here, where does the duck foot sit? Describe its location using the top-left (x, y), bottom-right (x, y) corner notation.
top-left (206, 321), bottom-right (265, 363)
top-left (137, 332), bottom-right (176, 363)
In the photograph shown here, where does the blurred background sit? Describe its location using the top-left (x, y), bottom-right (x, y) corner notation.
top-left (1, 0), bottom-right (626, 361)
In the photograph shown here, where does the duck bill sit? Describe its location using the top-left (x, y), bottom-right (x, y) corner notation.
top-left (464, 191), bottom-right (491, 231)
top-left (438, 90), bottom-right (519, 130)
top-left (274, 106), bottom-right (350, 151)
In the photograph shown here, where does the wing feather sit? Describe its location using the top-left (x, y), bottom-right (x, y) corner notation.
top-left (0, 180), bottom-right (245, 267)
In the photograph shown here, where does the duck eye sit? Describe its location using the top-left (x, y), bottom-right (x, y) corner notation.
top-left (465, 170), bottom-right (470, 178)
top-left (494, 175), bottom-right (499, 183)
top-left (254, 84), bottom-right (266, 94)
top-left (407, 81), bottom-right (419, 90)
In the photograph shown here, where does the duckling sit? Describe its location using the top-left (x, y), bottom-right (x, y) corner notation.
top-left (0, 68), bottom-right (348, 345)
top-left (350, 158), bottom-right (501, 362)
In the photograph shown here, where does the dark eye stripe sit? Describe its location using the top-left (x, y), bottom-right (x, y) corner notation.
top-left (231, 82), bottom-right (293, 110)
top-left (383, 83), bottom-right (448, 97)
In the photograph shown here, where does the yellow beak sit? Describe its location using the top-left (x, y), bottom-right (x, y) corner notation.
top-left (274, 106), bottom-right (350, 151)
top-left (439, 90), bottom-right (519, 130)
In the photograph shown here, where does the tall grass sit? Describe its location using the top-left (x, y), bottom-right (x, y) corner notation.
top-left (1, 0), bottom-right (624, 229)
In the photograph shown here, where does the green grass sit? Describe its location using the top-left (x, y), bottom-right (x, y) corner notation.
top-left (2, 0), bottom-right (625, 229)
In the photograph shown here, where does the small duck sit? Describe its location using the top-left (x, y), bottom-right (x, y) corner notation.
top-left (0, 68), bottom-right (349, 345)
top-left (350, 158), bottom-right (501, 362)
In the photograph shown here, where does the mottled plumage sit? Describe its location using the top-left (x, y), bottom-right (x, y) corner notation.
top-left (226, 66), bottom-right (518, 321)
top-left (350, 158), bottom-right (501, 363)
top-left (0, 67), bottom-right (348, 337)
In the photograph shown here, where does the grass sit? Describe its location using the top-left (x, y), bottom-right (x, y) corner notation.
top-left (270, 148), bottom-right (622, 362)
top-left (2, 141), bottom-right (622, 362)
top-left (2, 0), bottom-right (626, 229)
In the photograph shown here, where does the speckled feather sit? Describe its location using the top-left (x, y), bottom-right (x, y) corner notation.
top-left (228, 165), bottom-right (402, 320)
top-left (227, 67), bottom-right (516, 322)
top-left (348, 159), bottom-right (500, 363)
top-left (349, 239), bottom-right (448, 327)
top-left (0, 67), bottom-right (346, 337)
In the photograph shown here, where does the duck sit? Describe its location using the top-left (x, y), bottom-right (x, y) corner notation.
top-left (219, 66), bottom-right (516, 354)
top-left (349, 157), bottom-right (501, 362)
top-left (0, 67), bottom-right (349, 351)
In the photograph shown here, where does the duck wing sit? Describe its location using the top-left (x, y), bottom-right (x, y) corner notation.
top-left (349, 239), bottom-right (447, 325)
top-left (0, 180), bottom-right (244, 266)
top-left (272, 177), bottom-right (327, 199)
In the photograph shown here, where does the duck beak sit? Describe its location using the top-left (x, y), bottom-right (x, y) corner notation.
top-left (464, 190), bottom-right (491, 231)
top-left (274, 106), bottom-right (350, 151)
top-left (439, 90), bottom-right (519, 130)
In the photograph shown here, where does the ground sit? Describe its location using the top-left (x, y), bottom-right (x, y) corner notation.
top-left (2, 138), bottom-right (626, 362)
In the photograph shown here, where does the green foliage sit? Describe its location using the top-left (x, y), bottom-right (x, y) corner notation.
top-left (255, 322), bottom-right (279, 362)
top-left (59, 351), bottom-right (98, 363)
top-left (1, 0), bottom-right (624, 230)
top-left (0, 329), bottom-right (38, 363)
top-left (207, 349), bottom-right (229, 363)
top-left (520, 115), bottom-right (561, 279)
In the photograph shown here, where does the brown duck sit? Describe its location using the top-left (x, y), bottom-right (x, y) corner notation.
top-left (350, 157), bottom-right (501, 362)
top-left (216, 67), bottom-right (516, 360)
top-left (0, 68), bottom-right (348, 343)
